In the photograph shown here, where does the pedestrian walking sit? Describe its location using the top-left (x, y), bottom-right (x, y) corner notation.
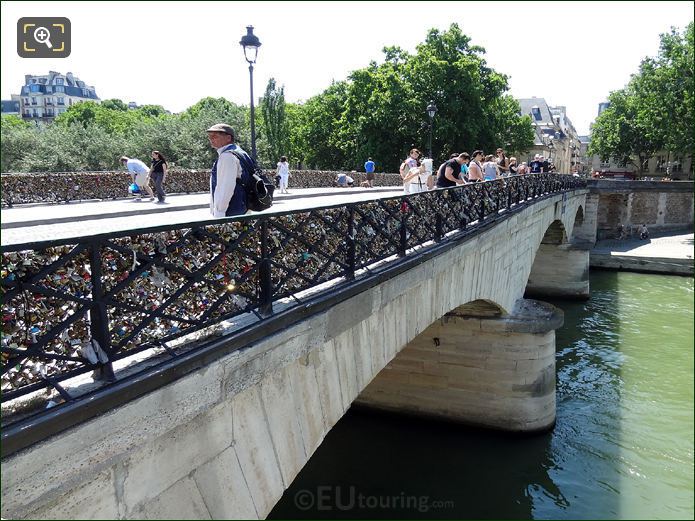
top-left (150, 151), bottom-right (168, 203)
top-left (363, 157), bottom-right (376, 187)
top-left (276, 155), bottom-right (290, 194)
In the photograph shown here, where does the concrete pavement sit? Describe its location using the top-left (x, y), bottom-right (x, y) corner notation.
top-left (1, 187), bottom-right (404, 246)
top-left (590, 232), bottom-right (694, 275)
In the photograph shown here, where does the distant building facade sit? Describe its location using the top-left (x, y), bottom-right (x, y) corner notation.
top-left (517, 97), bottom-right (583, 174)
top-left (1, 96), bottom-right (20, 116)
top-left (17, 71), bottom-right (100, 123)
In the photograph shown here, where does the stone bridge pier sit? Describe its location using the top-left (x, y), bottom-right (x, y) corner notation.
top-left (525, 198), bottom-right (593, 299)
top-left (356, 298), bottom-right (563, 431)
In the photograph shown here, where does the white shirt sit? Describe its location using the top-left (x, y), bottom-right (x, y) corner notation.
top-left (277, 161), bottom-right (290, 178)
top-left (126, 158), bottom-right (149, 175)
top-left (210, 144), bottom-right (242, 217)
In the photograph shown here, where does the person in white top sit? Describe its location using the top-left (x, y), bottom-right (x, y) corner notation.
top-left (206, 123), bottom-right (247, 217)
top-left (276, 156), bottom-right (290, 194)
top-left (402, 157), bottom-right (433, 194)
top-left (120, 155), bottom-right (156, 201)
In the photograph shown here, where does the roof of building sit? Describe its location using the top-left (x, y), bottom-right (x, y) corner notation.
top-left (517, 97), bottom-right (555, 126)
top-left (1, 100), bottom-right (20, 113)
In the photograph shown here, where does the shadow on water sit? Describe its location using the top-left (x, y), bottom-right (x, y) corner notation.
top-left (269, 406), bottom-right (558, 520)
top-left (271, 271), bottom-right (685, 519)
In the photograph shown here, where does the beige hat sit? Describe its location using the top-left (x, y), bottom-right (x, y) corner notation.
top-left (206, 123), bottom-right (235, 137)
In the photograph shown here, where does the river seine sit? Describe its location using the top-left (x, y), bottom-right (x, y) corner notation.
top-left (270, 271), bottom-right (694, 519)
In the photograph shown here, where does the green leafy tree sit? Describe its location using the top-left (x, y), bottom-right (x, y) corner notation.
top-left (1, 115), bottom-right (38, 172)
top-left (589, 23), bottom-right (693, 174)
top-left (259, 78), bottom-right (289, 166)
top-left (100, 99), bottom-right (129, 111)
top-left (297, 81), bottom-right (351, 169)
top-left (300, 24), bottom-right (533, 170)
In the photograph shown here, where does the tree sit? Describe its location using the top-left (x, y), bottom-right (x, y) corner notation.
top-left (589, 89), bottom-right (660, 173)
top-left (297, 24), bottom-right (534, 170)
top-left (589, 23), bottom-right (694, 174)
top-left (259, 78), bottom-right (289, 165)
top-left (1, 115), bottom-right (37, 172)
top-left (100, 99), bottom-right (129, 111)
top-left (296, 81), bottom-right (350, 169)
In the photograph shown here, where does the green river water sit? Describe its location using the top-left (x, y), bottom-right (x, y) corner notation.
top-left (270, 271), bottom-right (694, 519)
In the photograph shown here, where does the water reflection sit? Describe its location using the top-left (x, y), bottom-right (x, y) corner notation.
top-left (270, 272), bottom-right (694, 520)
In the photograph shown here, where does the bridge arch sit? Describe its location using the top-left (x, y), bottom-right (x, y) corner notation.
top-left (526, 205), bottom-right (590, 300)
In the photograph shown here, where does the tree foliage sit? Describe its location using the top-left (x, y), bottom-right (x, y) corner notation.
top-left (2, 24), bottom-right (537, 173)
top-left (589, 22), bottom-right (693, 173)
top-left (294, 24), bottom-right (533, 171)
top-left (259, 78), bottom-right (288, 165)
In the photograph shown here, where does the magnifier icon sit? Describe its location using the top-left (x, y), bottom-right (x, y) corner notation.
top-left (33, 26), bottom-right (53, 49)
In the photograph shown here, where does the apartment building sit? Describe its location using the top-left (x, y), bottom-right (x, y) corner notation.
top-left (517, 97), bottom-right (583, 174)
top-left (18, 71), bottom-right (100, 123)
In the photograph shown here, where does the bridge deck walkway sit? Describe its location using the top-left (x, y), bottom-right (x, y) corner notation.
top-left (1, 186), bottom-right (403, 246)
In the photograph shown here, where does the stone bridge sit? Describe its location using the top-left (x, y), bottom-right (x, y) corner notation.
top-left (2, 187), bottom-right (592, 519)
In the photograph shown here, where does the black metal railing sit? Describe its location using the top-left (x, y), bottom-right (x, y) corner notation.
top-left (1, 174), bottom-right (585, 402)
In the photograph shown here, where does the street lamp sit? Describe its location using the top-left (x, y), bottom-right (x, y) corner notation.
top-left (426, 101), bottom-right (437, 158)
top-left (544, 135), bottom-right (555, 160)
top-left (240, 26), bottom-right (261, 160)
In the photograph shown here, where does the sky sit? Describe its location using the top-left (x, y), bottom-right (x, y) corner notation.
top-left (1, 1), bottom-right (693, 136)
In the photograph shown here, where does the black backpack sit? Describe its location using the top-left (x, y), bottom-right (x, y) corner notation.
top-left (231, 150), bottom-right (275, 212)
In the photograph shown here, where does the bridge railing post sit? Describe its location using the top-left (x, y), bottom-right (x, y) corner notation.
top-left (435, 211), bottom-right (443, 242)
top-left (89, 240), bottom-right (115, 382)
top-left (259, 219), bottom-right (273, 316)
top-left (399, 198), bottom-right (407, 257)
top-left (347, 205), bottom-right (356, 278)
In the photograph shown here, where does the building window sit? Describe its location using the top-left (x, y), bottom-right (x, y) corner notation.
top-left (531, 107), bottom-right (542, 121)
top-left (31, 97), bottom-right (37, 105)
top-left (600, 159), bottom-right (610, 168)
top-left (55, 85), bottom-right (65, 93)
top-left (30, 84), bottom-right (41, 92)
top-left (57, 97), bottom-right (65, 105)
top-left (56, 78), bottom-right (64, 85)
top-left (655, 155), bottom-right (667, 172)
top-left (24, 98), bottom-right (29, 105)
top-left (46, 86), bottom-right (52, 93)
top-left (672, 157), bottom-right (683, 173)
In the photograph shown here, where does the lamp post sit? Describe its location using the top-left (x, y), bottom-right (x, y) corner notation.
top-left (426, 101), bottom-right (437, 158)
top-left (545, 135), bottom-right (555, 161)
top-left (240, 26), bottom-right (261, 160)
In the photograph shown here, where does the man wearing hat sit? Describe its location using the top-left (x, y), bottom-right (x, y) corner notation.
top-left (206, 123), bottom-right (247, 217)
